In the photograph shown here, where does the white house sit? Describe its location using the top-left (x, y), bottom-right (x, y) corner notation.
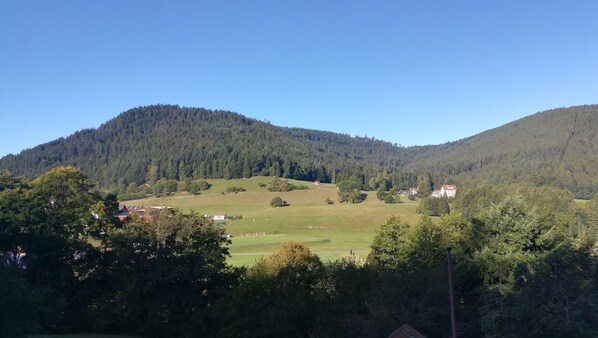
top-left (212, 213), bottom-right (227, 221)
top-left (431, 190), bottom-right (444, 198)
top-left (440, 185), bottom-right (457, 198)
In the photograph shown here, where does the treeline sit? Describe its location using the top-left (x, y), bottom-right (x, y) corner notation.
top-left (2, 168), bottom-right (598, 337)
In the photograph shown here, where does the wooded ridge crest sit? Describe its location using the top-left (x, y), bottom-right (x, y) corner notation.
top-left (1, 104), bottom-right (597, 198)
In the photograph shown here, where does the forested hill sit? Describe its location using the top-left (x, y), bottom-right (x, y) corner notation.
top-left (402, 104), bottom-right (598, 198)
top-left (0, 105), bottom-right (420, 188)
top-left (1, 104), bottom-right (597, 197)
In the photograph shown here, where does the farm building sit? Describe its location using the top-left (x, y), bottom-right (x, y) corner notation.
top-left (117, 205), bottom-right (147, 220)
top-left (117, 205), bottom-right (171, 220)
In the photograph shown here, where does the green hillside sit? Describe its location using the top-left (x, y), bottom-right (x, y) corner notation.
top-left (403, 105), bottom-right (598, 198)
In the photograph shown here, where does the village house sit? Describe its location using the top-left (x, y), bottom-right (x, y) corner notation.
top-left (431, 185), bottom-right (458, 198)
top-left (441, 184), bottom-right (457, 198)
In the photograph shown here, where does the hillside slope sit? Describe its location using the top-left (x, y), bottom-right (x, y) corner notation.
top-left (0, 105), bottom-right (415, 188)
top-left (1, 104), bottom-right (597, 197)
top-left (403, 105), bottom-right (598, 197)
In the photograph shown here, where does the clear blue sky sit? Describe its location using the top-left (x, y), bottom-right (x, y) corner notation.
top-left (1, 1), bottom-right (598, 157)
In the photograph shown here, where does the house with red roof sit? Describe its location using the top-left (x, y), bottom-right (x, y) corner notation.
top-left (441, 185), bottom-right (457, 198)
top-left (430, 185), bottom-right (458, 198)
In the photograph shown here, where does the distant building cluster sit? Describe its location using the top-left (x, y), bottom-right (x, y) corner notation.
top-left (408, 185), bottom-right (458, 198)
top-left (432, 185), bottom-right (457, 198)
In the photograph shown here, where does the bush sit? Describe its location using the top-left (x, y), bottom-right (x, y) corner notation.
top-left (346, 189), bottom-right (366, 203)
top-left (154, 178), bottom-right (178, 197)
top-left (188, 180), bottom-right (212, 195)
top-left (226, 186), bottom-right (246, 194)
top-left (197, 180), bottom-right (211, 190)
top-left (267, 177), bottom-right (308, 192)
top-left (377, 187), bottom-right (387, 201)
top-left (384, 195), bottom-right (395, 204)
top-left (271, 196), bottom-right (288, 207)
top-left (188, 183), bottom-right (201, 195)
top-left (337, 178), bottom-right (364, 203)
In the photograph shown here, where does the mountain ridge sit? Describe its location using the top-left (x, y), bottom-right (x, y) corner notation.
top-left (402, 105), bottom-right (598, 197)
top-left (1, 104), bottom-right (597, 198)
top-left (0, 105), bottom-right (414, 188)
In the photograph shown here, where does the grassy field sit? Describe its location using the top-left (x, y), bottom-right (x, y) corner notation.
top-left (126, 177), bottom-right (421, 266)
top-left (575, 199), bottom-right (590, 206)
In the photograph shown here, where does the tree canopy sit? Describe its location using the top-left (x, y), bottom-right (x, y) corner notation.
top-left (2, 167), bottom-right (598, 337)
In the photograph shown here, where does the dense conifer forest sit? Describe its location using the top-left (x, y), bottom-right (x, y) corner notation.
top-left (0, 104), bottom-right (597, 197)
top-left (403, 105), bottom-right (598, 198)
top-left (0, 105), bottom-right (419, 190)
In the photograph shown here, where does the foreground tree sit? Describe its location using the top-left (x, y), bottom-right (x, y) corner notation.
top-left (270, 196), bottom-right (288, 207)
top-left (0, 171), bottom-right (42, 337)
top-left (209, 242), bottom-right (323, 337)
top-left (480, 244), bottom-right (598, 337)
top-left (367, 216), bottom-right (411, 269)
top-left (0, 167), bottom-right (239, 337)
top-left (368, 216), bottom-right (450, 271)
top-left (472, 194), bottom-right (545, 288)
top-left (0, 171), bottom-right (30, 268)
top-left (24, 167), bottom-right (104, 331)
top-left (90, 209), bottom-right (239, 337)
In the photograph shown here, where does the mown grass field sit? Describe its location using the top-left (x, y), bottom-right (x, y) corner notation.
top-left (127, 177), bottom-right (421, 266)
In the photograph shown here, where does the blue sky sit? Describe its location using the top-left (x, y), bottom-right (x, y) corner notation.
top-left (1, 1), bottom-right (597, 157)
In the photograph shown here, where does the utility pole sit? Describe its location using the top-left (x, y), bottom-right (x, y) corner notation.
top-left (447, 246), bottom-right (457, 338)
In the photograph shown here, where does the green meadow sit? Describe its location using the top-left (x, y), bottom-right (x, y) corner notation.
top-left (127, 177), bottom-right (421, 266)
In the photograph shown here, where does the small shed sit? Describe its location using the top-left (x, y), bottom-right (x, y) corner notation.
top-left (212, 213), bottom-right (227, 221)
